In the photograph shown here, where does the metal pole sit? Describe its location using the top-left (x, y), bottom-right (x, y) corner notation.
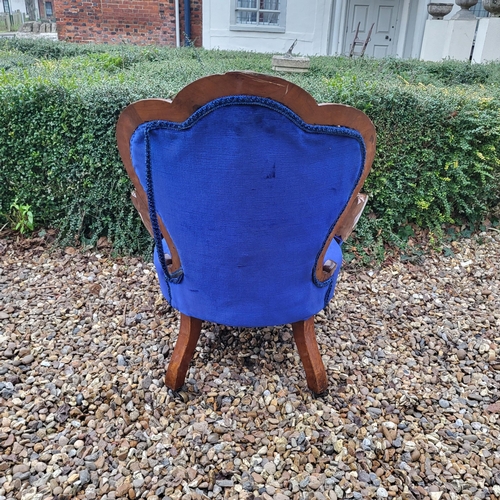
top-left (175, 0), bottom-right (180, 47)
top-left (184, 0), bottom-right (191, 46)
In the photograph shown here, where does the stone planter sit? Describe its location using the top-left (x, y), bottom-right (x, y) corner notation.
top-left (271, 55), bottom-right (310, 73)
top-left (427, 3), bottom-right (454, 19)
top-left (452, 0), bottom-right (478, 19)
top-left (483, 0), bottom-right (500, 16)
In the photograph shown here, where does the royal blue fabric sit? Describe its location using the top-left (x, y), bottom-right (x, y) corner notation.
top-left (130, 95), bottom-right (365, 327)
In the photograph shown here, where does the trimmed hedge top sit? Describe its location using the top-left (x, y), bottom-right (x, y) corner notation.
top-left (1, 38), bottom-right (499, 257)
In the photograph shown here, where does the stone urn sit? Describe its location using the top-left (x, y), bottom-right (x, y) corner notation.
top-left (483, 0), bottom-right (500, 16)
top-left (452, 0), bottom-right (478, 19)
top-left (427, 2), bottom-right (454, 18)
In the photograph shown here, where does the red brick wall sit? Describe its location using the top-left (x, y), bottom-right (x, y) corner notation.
top-left (53, 0), bottom-right (202, 46)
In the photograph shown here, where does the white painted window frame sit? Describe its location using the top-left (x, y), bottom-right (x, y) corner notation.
top-left (230, 0), bottom-right (287, 33)
top-left (45, 1), bottom-right (53, 17)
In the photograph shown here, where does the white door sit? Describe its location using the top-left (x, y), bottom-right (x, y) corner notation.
top-left (343, 0), bottom-right (402, 58)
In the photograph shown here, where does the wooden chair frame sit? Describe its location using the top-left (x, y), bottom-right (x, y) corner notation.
top-left (117, 72), bottom-right (376, 394)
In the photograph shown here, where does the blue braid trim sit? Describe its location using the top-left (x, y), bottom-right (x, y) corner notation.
top-left (324, 281), bottom-right (334, 309)
top-left (137, 95), bottom-right (366, 142)
top-left (137, 95), bottom-right (366, 300)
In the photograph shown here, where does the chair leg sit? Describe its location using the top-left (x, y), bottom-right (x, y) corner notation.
top-left (292, 316), bottom-right (328, 394)
top-left (165, 313), bottom-right (203, 391)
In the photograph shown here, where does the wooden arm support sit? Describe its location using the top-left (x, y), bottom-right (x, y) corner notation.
top-left (335, 193), bottom-right (368, 242)
top-left (130, 190), bottom-right (153, 237)
top-left (130, 189), bottom-right (182, 273)
top-left (316, 193), bottom-right (369, 282)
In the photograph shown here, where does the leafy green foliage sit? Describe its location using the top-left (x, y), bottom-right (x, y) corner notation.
top-left (2, 198), bottom-right (34, 234)
top-left (321, 77), bottom-right (500, 251)
top-left (0, 38), bottom-right (499, 256)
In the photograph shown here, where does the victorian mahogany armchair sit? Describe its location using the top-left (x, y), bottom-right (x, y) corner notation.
top-left (116, 72), bottom-right (376, 394)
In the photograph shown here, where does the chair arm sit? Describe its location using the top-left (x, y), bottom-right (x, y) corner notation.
top-left (335, 193), bottom-right (368, 242)
top-left (130, 189), bottom-right (153, 237)
top-left (316, 194), bottom-right (368, 281)
top-left (130, 189), bottom-right (181, 273)
top-left (319, 236), bottom-right (342, 281)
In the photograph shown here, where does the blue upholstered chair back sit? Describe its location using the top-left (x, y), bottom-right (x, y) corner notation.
top-left (129, 96), bottom-right (366, 327)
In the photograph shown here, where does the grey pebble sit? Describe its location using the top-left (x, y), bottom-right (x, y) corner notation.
top-left (20, 354), bottom-right (34, 365)
top-left (117, 355), bottom-right (127, 366)
top-left (358, 470), bottom-right (370, 484)
top-left (299, 477), bottom-right (310, 488)
top-left (463, 435), bottom-right (478, 442)
top-left (216, 479), bottom-right (234, 488)
top-left (207, 433), bottom-right (219, 444)
top-left (79, 469), bottom-right (91, 485)
top-left (377, 487), bottom-right (389, 498)
top-left (361, 438), bottom-right (372, 451)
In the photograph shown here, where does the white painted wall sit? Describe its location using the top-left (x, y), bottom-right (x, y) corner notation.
top-left (473, 18), bottom-right (500, 63)
top-left (421, 18), bottom-right (477, 61)
top-left (447, 3), bottom-right (461, 18)
top-left (408, 0), bottom-right (428, 58)
top-left (420, 20), bottom-right (449, 61)
top-left (395, 0), bottom-right (410, 57)
top-left (203, 0), bottom-right (333, 55)
top-left (327, 0), bottom-right (343, 54)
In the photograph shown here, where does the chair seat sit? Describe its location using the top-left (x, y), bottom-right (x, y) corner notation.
top-left (154, 237), bottom-right (343, 327)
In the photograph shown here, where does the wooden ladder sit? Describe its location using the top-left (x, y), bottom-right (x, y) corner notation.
top-left (349, 22), bottom-right (375, 58)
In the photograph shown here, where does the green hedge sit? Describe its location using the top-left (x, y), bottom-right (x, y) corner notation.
top-left (1, 38), bottom-right (499, 256)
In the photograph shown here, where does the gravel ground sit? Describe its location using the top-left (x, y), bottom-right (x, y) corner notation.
top-left (1, 230), bottom-right (499, 500)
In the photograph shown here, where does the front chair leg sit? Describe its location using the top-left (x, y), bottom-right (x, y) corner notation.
top-left (292, 317), bottom-right (328, 394)
top-left (165, 313), bottom-right (203, 391)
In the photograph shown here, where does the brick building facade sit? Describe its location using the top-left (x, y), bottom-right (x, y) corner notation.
top-left (53, 0), bottom-right (202, 46)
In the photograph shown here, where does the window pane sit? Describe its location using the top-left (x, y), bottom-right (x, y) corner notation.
top-left (260, 0), bottom-right (279, 10)
top-left (259, 11), bottom-right (279, 24)
top-left (45, 1), bottom-right (53, 16)
top-left (237, 0), bottom-right (257, 8)
top-left (237, 10), bottom-right (258, 24)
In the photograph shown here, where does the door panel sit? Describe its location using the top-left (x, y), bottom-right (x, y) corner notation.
top-left (343, 0), bottom-right (401, 58)
top-left (376, 6), bottom-right (394, 33)
top-left (352, 4), bottom-right (369, 31)
top-left (373, 44), bottom-right (389, 58)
